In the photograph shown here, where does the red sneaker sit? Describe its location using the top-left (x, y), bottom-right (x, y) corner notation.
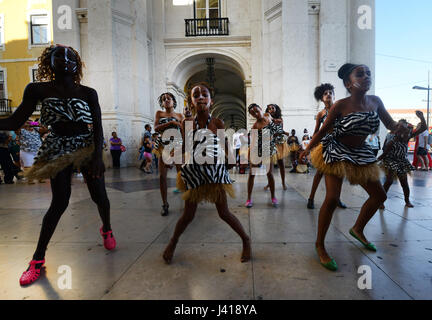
top-left (19, 259), bottom-right (45, 286)
top-left (100, 227), bottom-right (116, 250)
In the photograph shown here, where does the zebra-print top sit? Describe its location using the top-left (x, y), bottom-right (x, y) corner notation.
top-left (34, 97), bottom-right (93, 163)
top-left (320, 109), bottom-right (329, 124)
top-left (180, 116), bottom-right (233, 191)
top-left (321, 111), bottom-right (380, 165)
top-left (257, 121), bottom-right (284, 156)
top-left (40, 97), bottom-right (93, 126)
top-left (154, 117), bottom-right (182, 152)
top-left (381, 134), bottom-right (415, 175)
top-left (272, 121), bottom-right (287, 145)
top-left (333, 111), bottom-right (380, 138)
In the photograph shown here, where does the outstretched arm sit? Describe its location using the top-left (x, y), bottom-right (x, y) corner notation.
top-left (375, 95), bottom-right (398, 132)
top-left (411, 111), bottom-right (427, 138)
top-left (0, 83), bottom-right (40, 131)
top-left (313, 111), bottom-right (323, 136)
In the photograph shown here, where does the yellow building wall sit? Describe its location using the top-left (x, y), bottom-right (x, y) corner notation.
top-left (0, 0), bottom-right (53, 109)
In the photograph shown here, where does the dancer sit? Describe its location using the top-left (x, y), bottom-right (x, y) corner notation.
top-left (0, 45), bottom-right (115, 285)
top-left (245, 104), bottom-right (283, 208)
top-left (153, 93), bottom-right (184, 216)
top-left (379, 113), bottom-right (426, 208)
top-left (162, 82), bottom-right (251, 263)
top-left (307, 83), bottom-right (347, 209)
top-left (300, 63), bottom-right (398, 271)
top-left (264, 104), bottom-right (289, 190)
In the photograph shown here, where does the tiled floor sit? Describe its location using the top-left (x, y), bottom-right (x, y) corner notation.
top-left (0, 166), bottom-right (431, 300)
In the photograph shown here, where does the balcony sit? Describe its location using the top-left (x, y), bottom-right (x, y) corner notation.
top-left (0, 99), bottom-right (12, 115)
top-left (185, 18), bottom-right (229, 37)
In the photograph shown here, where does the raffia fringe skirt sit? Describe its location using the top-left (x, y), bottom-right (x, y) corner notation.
top-left (25, 145), bottom-right (94, 180)
top-left (176, 171), bottom-right (235, 204)
top-left (275, 143), bottom-right (290, 160)
top-left (311, 144), bottom-right (380, 185)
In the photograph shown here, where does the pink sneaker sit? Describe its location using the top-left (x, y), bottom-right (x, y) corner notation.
top-left (19, 259), bottom-right (45, 286)
top-left (100, 227), bottom-right (116, 250)
top-left (245, 200), bottom-right (253, 208)
top-left (272, 198), bottom-right (279, 208)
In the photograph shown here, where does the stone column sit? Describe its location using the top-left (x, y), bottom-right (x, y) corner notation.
top-left (319, 0), bottom-right (349, 100)
top-left (281, 0), bottom-right (313, 134)
top-left (349, 0), bottom-right (375, 94)
top-left (52, 0), bottom-right (81, 52)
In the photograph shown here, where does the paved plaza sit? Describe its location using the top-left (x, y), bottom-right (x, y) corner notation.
top-left (0, 166), bottom-right (431, 300)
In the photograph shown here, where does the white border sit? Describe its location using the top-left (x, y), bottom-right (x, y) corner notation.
top-left (0, 66), bottom-right (8, 99)
top-left (27, 9), bottom-right (52, 49)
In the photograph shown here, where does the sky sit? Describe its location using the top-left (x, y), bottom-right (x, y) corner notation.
top-left (376, 0), bottom-right (432, 110)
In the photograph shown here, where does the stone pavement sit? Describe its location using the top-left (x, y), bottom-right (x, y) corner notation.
top-left (0, 167), bottom-right (431, 300)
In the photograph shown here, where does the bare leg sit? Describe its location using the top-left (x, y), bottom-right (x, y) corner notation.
top-left (159, 158), bottom-right (168, 206)
top-left (162, 200), bottom-right (198, 264)
top-left (278, 159), bottom-right (287, 190)
top-left (315, 175), bottom-right (343, 264)
top-left (247, 169), bottom-right (256, 202)
top-left (266, 164), bottom-right (276, 199)
top-left (308, 171), bottom-right (323, 201)
top-left (398, 174), bottom-right (413, 207)
top-left (351, 180), bottom-right (387, 244)
top-left (380, 171), bottom-right (394, 209)
top-left (215, 192), bottom-right (251, 262)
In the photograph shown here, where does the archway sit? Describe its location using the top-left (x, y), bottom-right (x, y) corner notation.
top-left (168, 51), bottom-right (249, 129)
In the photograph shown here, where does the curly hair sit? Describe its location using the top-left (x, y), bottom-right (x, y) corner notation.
top-left (157, 92), bottom-right (177, 109)
top-left (186, 82), bottom-right (215, 116)
top-left (36, 45), bottom-right (83, 84)
top-left (314, 83), bottom-right (335, 102)
top-left (265, 104), bottom-right (282, 119)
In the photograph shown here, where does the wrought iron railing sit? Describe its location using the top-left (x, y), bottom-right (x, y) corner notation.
top-left (185, 18), bottom-right (229, 37)
top-left (0, 99), bottom-right (12, 114)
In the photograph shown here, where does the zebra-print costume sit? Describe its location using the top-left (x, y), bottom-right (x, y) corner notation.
top-left (153, 117), bottom-right (182, 153)
top-left (34, 98), bottom-right (94, 163)
top-left (180, 116), bottom-right (233, 191)
top-left (273, 121), bottom-right (287, 145)
top-left (381, 134), bottom-right (415, 175)
top-left (257, 121), bottom-right (284, 157)
top-left (322, 111), bottom-right (380, 165)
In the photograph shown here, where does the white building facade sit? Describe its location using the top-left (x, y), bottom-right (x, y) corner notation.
top-left (51, 0), bottom-right (375, 166)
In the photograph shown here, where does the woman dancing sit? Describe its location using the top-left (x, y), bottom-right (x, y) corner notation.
top-left (245, 104), bottom-right (283, 208)
top-left (162, 82), bottom-right (251, 263)
top-left (287, 129), bottom-right (301, 173)
top-left (379, 113), bottom-right (426, 209)
top-left (0, 45), bottom-right (115, 285)
top-left (153, 93), bottom-right (184, 216)
top-left (300, 63), bottom-right (398, 271)
top-left (307, 83), bottom-right (347, 210)
top-left (264, 104), bottom-right (289, 190)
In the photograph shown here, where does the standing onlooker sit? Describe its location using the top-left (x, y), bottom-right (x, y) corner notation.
top-left (19, 121), bottom-right (42, 184)
top-left (110, 132), bottom-right (122, 168)
top-left (417, 129), bottom-right (430, 171)
top-left (366, 132), bottom-right (380, 157)
top-left (0, 131), bottom-right (16, 184)
top-left (143, 124), bottom-right (152, 142)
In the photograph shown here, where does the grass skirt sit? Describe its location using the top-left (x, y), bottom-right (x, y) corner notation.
top-left (176, 171), bottom-right (235, 203)
top-left (311, 144), bottom-right (380, 185)
top-left (275, 143), bottom-right (290, 160)
top-left (25, 145), bottom-right (94, 180)
top-left (288, 143), bottom-right (300, 152)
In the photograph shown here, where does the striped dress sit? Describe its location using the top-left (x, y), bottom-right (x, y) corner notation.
top-left (322, 111), bottom-right (380, 165)
top-left (153, 116), bottom-right (182, 157)
top-left (178, 116), bottom-right (234, 203)
top-left (381, 134), bottom-right (415, 176)
top-left (26, 97), bottom-right (95, 180)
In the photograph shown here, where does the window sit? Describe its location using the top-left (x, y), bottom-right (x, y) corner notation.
top-left (194, 0), bottom-right (220, 19)
top-left (0, 71), bottom-right (5, 99)
top-left (31, 69), bottom-right (38, 82)
top-left (30, 14), bottom-right (49, 45)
